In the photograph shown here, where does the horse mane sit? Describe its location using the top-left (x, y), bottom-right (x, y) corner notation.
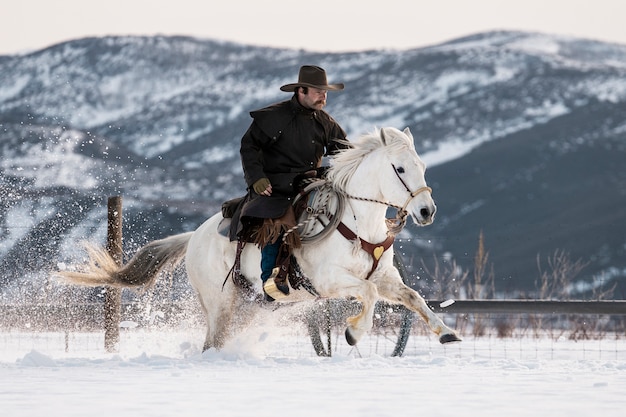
top-left (326, 127), bottom-right (415, 192)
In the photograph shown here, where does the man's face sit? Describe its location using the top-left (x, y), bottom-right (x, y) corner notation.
top-left (299, 87), bottom-right (327, 110)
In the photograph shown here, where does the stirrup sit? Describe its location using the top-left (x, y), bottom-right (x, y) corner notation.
top-left (263, 267), bottom-right (290, 300)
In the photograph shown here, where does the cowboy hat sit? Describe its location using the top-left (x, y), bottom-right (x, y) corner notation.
top-left (280, 65), bottom-right (344, 92)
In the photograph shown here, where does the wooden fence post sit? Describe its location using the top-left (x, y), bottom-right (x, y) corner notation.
top-left (104, 196), bottom-right (122, 352)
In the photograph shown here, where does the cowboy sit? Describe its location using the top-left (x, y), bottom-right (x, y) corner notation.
top-left (238, 65), bottom-right (349, 301)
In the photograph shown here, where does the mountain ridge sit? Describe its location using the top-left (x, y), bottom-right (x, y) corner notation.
top-left (1, 30), bottom-right (625, 297)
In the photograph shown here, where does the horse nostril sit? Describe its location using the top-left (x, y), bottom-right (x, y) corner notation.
top-left (420, 208), bottom-right (430, 218)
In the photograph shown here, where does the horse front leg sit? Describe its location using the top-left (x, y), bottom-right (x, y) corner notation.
top-left (319, 275), bottom-right (379, 346)
top-left (376, 271), bottom-right (461, 344)
top-left (344, 290), bottom-right (377, 346)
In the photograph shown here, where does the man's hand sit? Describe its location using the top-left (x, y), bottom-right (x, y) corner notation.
top-left (253, 178), bottom-right (272, 196)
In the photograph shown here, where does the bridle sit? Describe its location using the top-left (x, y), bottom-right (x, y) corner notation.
top-left (341, 163), bottom-right (433, 235)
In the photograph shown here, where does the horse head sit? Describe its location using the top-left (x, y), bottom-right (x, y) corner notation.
top-left (378, 127), bottom-right (436, 226)
top-left (327, 127), bottom-right (436, 230)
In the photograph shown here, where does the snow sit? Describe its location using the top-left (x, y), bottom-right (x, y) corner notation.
top-left (508, 36), bottom-right (562, 55)
top-left (1, 326), bottom-right (625, 417)
top-left (0, 74), bottom-right (30, 101)
top-left (0, 200), bottom-right (38, 256)
top-left (421, 137), bottom-right (485, 166)
top-left (439, 299), bottom-right (455, 308)
top-left (524, 101), bottom-right (569, 119)
top-left (0, 128), bottom-right (100, 190)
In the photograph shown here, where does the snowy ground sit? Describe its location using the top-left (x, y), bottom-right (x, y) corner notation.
top-left (2, 321), bottom-right (625, 417)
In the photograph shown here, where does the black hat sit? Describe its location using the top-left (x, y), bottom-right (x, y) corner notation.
top-left (280, 65), bottom-right (344, 92)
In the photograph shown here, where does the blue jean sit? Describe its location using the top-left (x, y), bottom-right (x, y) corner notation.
top-left (260, 239), bottom-right (281, 282)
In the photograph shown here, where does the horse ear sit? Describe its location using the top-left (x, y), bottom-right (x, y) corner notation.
top-left (403, 127), bottom-right (413, 140)
top-left (380, 128), bottom-right (387, 145)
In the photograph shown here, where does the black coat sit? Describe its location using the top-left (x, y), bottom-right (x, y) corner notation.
top-left (239, 95), bottom-right (348, 220)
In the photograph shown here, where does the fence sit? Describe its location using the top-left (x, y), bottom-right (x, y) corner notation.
top-left (429, 300), bottom-right (626, 315)
top-left (303, 298), bottom-right (626, 357)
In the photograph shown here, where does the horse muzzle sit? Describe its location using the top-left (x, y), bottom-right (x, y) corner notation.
top-left (415, 203), bottom-right (437, 225)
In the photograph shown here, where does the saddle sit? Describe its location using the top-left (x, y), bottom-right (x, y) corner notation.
top-left (220, 173), bottom-right (341, 245)
top-left (220, 173), bottom-right (342, 300)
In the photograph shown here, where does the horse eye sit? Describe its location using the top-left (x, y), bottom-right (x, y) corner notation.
top-left (396, 166), bottom-right (405, 174)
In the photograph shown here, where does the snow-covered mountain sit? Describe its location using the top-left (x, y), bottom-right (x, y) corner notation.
top-left (1, 31), bottom-right (625, 296)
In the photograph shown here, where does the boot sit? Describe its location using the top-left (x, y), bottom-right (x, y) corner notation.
top-left (263, 265), bottom-right (290, 301)
top-left (260, 239), bottom-right (284, 302)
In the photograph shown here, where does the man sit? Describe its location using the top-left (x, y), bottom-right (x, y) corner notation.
top-left (238, 65), bottom-right (348, 301)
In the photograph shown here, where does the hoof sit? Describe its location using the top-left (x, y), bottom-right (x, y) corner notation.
top-left (345, 328), bottom-right (358, 346)
top-left (439, 333), bottom-right (462, 344)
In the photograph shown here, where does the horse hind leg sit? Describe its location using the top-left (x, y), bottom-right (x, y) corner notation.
top-left (203, 318), bottom-right (231, 352)
top-left (200, 312), bottom-right (231, 352)
top-left (197, 296), bottom-right (235, 352)
top-left (196, 297), bottom-right (217, 352)
top-left (198, 290), bottom-right (260, 352)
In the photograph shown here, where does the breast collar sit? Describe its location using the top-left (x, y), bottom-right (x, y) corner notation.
top-left (336, 222), bottom-right (395, 280)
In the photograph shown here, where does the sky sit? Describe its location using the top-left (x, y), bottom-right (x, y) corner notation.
top-left (2, 0), bottom-right (626, 55)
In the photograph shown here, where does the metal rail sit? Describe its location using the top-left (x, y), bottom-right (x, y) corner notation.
top-left (427, 300), bottom-right (626, 315)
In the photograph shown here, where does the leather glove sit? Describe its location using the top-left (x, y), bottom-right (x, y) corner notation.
top-left (253, 177), bottom-right (271, 195)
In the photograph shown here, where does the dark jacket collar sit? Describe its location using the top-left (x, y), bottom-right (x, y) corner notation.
top-left (290, 95), bottom-right (315, 115)
top-left (250, 95), bottom-right (330, 138)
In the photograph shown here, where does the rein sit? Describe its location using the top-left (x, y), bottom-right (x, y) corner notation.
top-left (341, 165), bottom-right (432, 235)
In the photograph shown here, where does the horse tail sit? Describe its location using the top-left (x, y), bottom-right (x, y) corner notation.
top-left (58, 232), bottom-right (194, 288)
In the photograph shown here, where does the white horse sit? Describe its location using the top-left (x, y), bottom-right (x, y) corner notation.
top-left (60, 127), bottom-right (460, 351)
